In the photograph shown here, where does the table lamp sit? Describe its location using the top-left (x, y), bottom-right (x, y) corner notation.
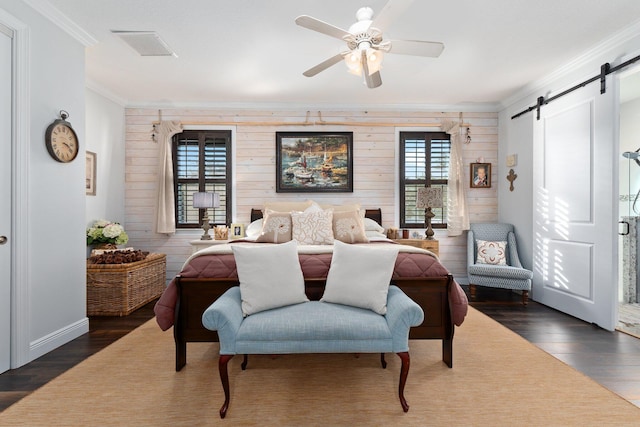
top-left (416, 187), bottom-right (443, 240)
top-left (193, 192), bottom-right (220, 240)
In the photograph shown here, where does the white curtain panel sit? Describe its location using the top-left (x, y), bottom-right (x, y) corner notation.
top-left (155, 121), bottom-right (183, 234)
top-left (441, 120), bottom-right (470, 236)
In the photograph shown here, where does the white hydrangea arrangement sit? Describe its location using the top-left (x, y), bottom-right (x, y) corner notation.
top-left (86, 219), bottom-right (129, 246)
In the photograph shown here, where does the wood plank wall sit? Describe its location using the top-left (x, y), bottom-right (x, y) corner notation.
top-left (124, 108), bottom-right (498, 282)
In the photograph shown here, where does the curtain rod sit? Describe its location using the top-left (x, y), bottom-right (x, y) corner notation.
top-left (151, 120), bottom-right (470, 127)
top-left (511, 53), bottom-right (640, 120)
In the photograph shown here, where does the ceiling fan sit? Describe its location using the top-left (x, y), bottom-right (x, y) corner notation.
top-left (295, 0), bottom-right (444, 88)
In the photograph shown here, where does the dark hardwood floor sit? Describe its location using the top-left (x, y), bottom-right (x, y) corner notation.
top-left (1, 287), bottom-right (639, 412)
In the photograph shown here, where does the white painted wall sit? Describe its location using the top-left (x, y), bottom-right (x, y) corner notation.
top-left (85, 88), bottom-right (126, 256)
top-left (497, 107), bottom-right (534, 270)
top-left (1, 0), bottom-right (88, 366)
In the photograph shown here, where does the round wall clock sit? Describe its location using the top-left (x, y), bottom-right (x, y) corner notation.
top-left (45, 110), bottom-right (79, 163)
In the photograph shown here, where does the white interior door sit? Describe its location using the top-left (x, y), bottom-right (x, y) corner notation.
top-left (532, 78), bottom-right (617, 330)
top-left (0, 24), bottom-right (12, 373)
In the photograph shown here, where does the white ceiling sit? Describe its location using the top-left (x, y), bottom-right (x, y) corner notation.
top-left (42, 0), bottom-right (640, 109)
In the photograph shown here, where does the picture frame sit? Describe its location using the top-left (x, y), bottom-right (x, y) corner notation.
top-left (276, 131), bottom-right (353, 193)
top-left (470, 162), bottom-right (491, 188)
top-left (230, 223), bottom-right (245, 239)
top-left (86, 151), bottom-right (97, 195)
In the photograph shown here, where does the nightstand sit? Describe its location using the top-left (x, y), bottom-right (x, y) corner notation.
top-left (392, 239), bottom-right (439, 256)
top-left (190, 239), bottom-right (231, 254)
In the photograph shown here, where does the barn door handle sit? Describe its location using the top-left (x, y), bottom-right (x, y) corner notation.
top-left (619, 221), bottom-right (630, 236)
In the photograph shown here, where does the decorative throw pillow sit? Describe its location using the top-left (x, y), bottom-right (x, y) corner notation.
top-left (332, 210), bottom-right (368, 243)
top-left (476, 240), bottom-right (508, 265)
top-left (321, 240), bottom-right (400, 314)
top-left (256, 209), bottom-right (292, 243)
top-left (232, 240), bottom-right (309, 316)
top-left (291, 208), bottom-right (334, 245)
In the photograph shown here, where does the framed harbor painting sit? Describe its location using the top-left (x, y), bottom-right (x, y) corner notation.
top-left (275, 131), bottom-right (353, 193)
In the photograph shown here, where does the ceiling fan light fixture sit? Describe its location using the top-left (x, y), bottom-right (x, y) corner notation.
top-left (366, 48), bottom-right (383, 74)
top-left (344, 48), bottom-right (383, 76)
top-left (345, 51), bottom-right (362, 75)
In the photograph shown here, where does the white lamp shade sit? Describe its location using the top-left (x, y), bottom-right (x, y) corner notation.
top-left (416, 187), bottom-right (443, 209)
top-left (193, 192), bottom-right (220, 208)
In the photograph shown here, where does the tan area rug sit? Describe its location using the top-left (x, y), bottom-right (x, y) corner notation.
top-left (1, 307), bottom-right (639, 426)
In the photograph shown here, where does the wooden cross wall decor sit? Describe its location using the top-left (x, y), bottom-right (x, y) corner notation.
top-left (507, 169), bottom-right (517, 192)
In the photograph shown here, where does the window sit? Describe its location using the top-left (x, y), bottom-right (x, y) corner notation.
top-left (173, 130), bottom-right (231, 228)
top-left (399, 131), bottom-right (450, 228)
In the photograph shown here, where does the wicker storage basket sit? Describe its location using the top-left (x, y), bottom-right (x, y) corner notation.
top-left (87, 253), bottom-right (166, 316)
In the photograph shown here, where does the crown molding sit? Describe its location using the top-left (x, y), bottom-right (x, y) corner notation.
top-left (86, 79), bottom-right (127, 107)
top-left (21, 0), bottom-right (96, 46)
top-left (499, 19), bottom-right (640, 111)
top-left (124, 100), bottom-right (500, 113)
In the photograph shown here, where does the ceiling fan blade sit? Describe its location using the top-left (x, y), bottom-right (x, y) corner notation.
top-left (369, 0), bottom-right (414, 33)
top-left (365, 70), bottom-right (382, 88)
top-left (295, 15), bottom-right (352, 40)
top-left (361, 51), bottom-right (382, 88)
top-left (303, 53), bottom-right (345, 77)
top-left (387, 39), bottom-right (445, 57)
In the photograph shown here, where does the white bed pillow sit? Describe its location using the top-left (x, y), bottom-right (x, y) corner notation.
top-left (362, 217), bottom-right (385, 233)
top-left (321, 240), bottom-right (400, 314)
top-left (232, 240), bottom-right (309, 316)
top-left (245, 219), bottom-right (263, 239)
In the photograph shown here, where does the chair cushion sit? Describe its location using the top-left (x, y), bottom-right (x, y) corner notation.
top-left (468, 264), bottom-right (533, 280)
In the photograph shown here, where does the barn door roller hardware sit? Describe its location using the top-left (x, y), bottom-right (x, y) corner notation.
top-left (512, 54), bottom-right (640, 120)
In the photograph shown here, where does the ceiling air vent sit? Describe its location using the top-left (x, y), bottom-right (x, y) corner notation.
top-left (111, 31), bottom-right (176, 57)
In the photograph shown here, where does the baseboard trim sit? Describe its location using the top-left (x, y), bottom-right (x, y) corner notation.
top-left (29, 317), bottom-right (89, 363)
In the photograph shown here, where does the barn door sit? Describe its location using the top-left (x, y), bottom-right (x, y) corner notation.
top-left (532, 77), bottom-right (617, 330)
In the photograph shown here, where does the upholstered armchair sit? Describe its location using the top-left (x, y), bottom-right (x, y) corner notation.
top-left (467, 223), bottom-right (533, 305)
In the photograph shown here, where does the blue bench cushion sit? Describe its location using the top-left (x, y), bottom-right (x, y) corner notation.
top-left (235, 301), bottom-right (393, 354)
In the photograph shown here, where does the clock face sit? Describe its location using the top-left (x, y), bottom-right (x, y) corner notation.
top-left (46, 121), bottom-right (79, 163)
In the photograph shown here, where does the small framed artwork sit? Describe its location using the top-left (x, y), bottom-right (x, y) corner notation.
top-left (470, 163), bottom-right (491, 188)
top-left (86, 151), bottom-right (97, 195)
top-left (230, 223), bottom-right (245, 239)
top-left (275, 131), bottom-right (353, 193)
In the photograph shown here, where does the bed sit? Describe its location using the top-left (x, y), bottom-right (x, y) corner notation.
top-left (154, 207), bottom-right (468, 371)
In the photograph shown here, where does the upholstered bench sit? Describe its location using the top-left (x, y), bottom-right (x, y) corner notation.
top-left (202, 285), bottom-right (424, 418)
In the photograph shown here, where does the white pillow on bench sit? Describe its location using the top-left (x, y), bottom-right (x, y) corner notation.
top-left (321, 240), bottom-right (399, 314)
top-left (232, 240), bottom-right (309, 316)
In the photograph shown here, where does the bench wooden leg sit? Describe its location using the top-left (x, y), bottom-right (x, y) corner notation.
top-left (396, 352), bottom-right (410, 412)
top-left (218, 354), bottom-right (234, 418)
top-left (241, 354), bottom-right (248, 370)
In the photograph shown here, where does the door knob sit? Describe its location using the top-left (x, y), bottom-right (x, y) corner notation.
top-left (0, 236), bottom-right (6, 245)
